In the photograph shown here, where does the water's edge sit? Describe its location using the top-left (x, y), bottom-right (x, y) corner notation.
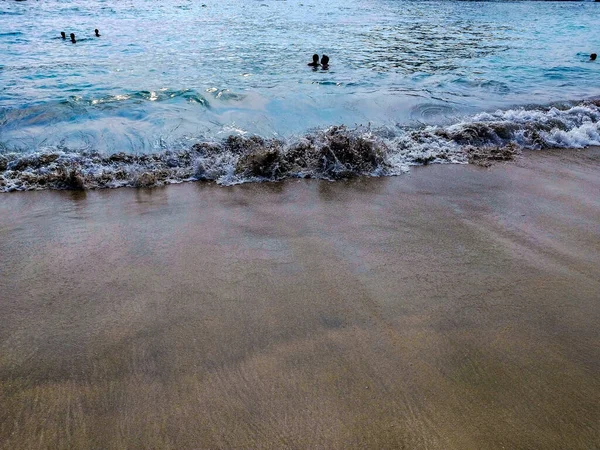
top-left (1, 99), bottom-right (599, 192)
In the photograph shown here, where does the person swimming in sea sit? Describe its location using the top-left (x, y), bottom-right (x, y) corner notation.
top-left (95, 29), bottom-right (101, 37)
top-left (321, 54), bottom-right (329, 69)
top-left (61, 31), bottom-right (66, 40)
top-left (70, 33), bottom-right (76, 44)
top-left (591, 53), bottom-right (597, 61)
top-left (308, 54), bottom-right (320, 67)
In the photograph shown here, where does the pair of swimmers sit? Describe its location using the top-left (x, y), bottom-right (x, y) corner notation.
top-left (61, 29), bottom-right (100, 43)
top-left (308, 54), bottom-right (329, 69)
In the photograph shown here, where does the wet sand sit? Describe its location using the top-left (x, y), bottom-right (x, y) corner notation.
top-left (1, 148), bottom-right (599, 449)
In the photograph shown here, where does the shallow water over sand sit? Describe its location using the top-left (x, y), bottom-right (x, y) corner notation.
top-left (1, 149), bottom-right (599, 449)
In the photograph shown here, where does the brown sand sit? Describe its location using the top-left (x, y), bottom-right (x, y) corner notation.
top-left (1, 148), bottom-right (599, 450)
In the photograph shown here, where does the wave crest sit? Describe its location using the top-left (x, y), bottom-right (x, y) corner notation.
top-left (1, 100), bottom-right (599, 192)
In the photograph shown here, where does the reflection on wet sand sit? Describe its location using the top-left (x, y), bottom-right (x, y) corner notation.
top-left (1, 149), bottom-right (599, 449)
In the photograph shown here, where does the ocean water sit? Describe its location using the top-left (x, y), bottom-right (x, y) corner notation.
top-left (1, 0), bottom-right (600, 190)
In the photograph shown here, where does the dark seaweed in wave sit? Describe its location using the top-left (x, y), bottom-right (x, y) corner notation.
top-left (1, 100), bottom-right (599, 192)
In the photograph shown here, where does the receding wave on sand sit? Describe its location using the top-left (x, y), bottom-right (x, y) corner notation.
top-left (1, 99), bottom-right (599, 192)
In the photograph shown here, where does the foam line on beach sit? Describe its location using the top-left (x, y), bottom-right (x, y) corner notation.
top-left (1, 99), bottom-right (599, 192)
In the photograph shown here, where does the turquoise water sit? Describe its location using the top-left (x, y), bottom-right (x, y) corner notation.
top-left (1, 0), bottom-right (600, 189)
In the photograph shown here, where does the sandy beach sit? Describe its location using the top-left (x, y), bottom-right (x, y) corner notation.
top-left (1, 148), bottom-right (599, 449)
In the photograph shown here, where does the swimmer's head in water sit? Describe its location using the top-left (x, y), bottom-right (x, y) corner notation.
top-left (591, 53), bottom-right (597, 61)
top-left (70, 33), bottom-right (76, 43)
top-left (95, 29), bottom-right (100, 37)
top-left (308, 54), bottom-right (320, 67)
top-left (61, 31), bottom-right (66, 39)
top-left (321, 55), bottom-right (329, 66)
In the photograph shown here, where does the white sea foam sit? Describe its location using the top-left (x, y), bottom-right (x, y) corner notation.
top-left (1, 101), bottom-right (599, 192)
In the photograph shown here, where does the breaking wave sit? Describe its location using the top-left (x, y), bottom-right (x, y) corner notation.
top-left (1, 100), bottom-right (599, 192)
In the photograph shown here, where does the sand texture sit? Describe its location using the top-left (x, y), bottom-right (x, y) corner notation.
top-left (1, 149), bottom-right (599, 449)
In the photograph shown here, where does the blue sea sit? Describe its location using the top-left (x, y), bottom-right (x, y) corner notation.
top-left (1, 0), bottom-right (600, 190)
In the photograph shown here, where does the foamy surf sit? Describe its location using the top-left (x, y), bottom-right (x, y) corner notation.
top-left (1, 100), bottom-right (599, 192)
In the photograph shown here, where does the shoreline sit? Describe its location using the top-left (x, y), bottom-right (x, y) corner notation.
top-left (2, 98), bottom-right (600, 193)
top-left (1, 148), bottom-right (599, 449)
